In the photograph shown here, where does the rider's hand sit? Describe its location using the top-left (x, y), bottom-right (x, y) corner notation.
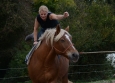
top-left (33, 41), bottom-right (38, 45)
top-left (63, 12), bottom-right (69, 18)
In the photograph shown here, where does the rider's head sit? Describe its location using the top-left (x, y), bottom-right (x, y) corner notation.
top-left (39, 5), bottom-right (49, 21)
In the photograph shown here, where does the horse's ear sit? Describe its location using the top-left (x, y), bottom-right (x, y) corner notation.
top-left (55, 24), bottom-right (61, 35)
top-left (65, 26), bottom-right (69, 32)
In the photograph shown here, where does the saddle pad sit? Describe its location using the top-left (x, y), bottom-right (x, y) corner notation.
top-left (25, 41), bottom-right (41, 65)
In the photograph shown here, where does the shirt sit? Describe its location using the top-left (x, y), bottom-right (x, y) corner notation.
top-left (37, 13), bottom-right (59, 29)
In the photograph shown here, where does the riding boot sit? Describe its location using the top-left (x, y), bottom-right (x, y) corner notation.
top-left (25, 33), bottom-right (33, 41)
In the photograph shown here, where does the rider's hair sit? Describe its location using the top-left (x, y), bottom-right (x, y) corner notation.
top-left (38, 5), bottom-right (49, 13)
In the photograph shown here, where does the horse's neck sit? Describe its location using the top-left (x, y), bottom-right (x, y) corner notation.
top-left (40, 41), bottom-right (57, 66)
top-left (44, 47), bottom-right (57, 66)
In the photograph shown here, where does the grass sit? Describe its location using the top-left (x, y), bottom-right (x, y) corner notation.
top-left (87, 80), bottom-right (115, 83)
top-left (72, 79), bottom-right (115, 83)
top-left (73, 80), bottom-right (115, 83)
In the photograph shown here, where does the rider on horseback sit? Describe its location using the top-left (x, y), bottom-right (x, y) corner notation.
top-left (25, 5), bottom-right (69, 45)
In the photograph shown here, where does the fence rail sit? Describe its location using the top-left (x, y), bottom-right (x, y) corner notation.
top-left (80, 51), bottom-right (115, 54)
top-left (0, 63), bottom-right (114, 80)
top-left (0, 51), bottom-right (115, 81)
top-left (0, 76), bottom-right (28, 80)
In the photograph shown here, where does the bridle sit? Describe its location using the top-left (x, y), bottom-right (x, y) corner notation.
top-left (52, 32), bottom-right (73, 54)
top-left (53, 43), bottom-right (73, 54)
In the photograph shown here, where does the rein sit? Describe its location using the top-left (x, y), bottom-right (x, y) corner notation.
top-left (53, 44), bottom-right (73, 54)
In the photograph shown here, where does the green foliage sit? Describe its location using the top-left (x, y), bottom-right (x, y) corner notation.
top-left (1, 42), bottom-right (31, 83)
top-left (68, 0), bottom-right (115, 81)
top-left (32, 0), bottom-right (75, 14)
top-left (0, 0), bottom-right (25, 80)
top-left (0, 0), bottom-right (34, 83)
top-left (32, 0), bottom-right (58, 13)
top-left (31, 0), bottom-right (115, 81)
top-left (68, 1), bottom-right (115, 51)
top-left (1, 0), bottom-right (115, 82)
top-left (0, 0), bottom-right (20, 49)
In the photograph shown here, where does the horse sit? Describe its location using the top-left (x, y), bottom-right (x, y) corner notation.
top-left (27, 25), bottom-right (79, 83)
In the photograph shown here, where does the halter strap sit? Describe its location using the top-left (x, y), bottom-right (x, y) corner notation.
top-left (53, 44), bottom-right (73, 54)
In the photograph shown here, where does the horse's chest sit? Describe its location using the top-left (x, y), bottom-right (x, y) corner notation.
top-left (44, 59), bottom-right (69, 80)
top-left (44, 65), bottom-right (59, 78)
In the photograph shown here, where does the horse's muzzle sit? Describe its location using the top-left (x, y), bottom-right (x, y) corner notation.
top-left (69, 52), bottom-right (79, 63)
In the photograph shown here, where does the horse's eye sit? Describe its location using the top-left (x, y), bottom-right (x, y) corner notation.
top-left (60, 39), bottom-right (65, 42)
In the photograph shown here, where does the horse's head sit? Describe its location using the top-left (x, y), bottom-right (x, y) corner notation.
top-left (53, 25), bottom-right (79, 62)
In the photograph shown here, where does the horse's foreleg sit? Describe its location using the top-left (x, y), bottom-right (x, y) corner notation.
top-left (62, 73), bottom-right (68, 83)
top-left (62, 78), bottom-right (68, 83)
top-left (61, 73), bottom-right (73, 83)
top-left (32, 81), bottom-right (38, 83)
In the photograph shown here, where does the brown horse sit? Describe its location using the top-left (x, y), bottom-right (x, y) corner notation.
top-left (28, 25), bottom-right (79, 83)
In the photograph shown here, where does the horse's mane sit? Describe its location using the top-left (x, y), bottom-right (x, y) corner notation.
top-left (39, 28), bottom-right (71, 46)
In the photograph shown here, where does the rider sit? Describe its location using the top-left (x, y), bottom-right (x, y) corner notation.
top-left (25, 5), bottom-right (69, 45)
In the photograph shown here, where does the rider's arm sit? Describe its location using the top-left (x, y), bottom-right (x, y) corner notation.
top-left (49, 12), bottom-right (69, 20)
top-left (33, 18), bottom-right (39, 44)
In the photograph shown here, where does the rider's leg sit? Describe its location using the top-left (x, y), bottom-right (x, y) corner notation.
top-left (25, 33), bottom-right (33, 41)
top-left (25, 28), bottom-right (46, 41)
